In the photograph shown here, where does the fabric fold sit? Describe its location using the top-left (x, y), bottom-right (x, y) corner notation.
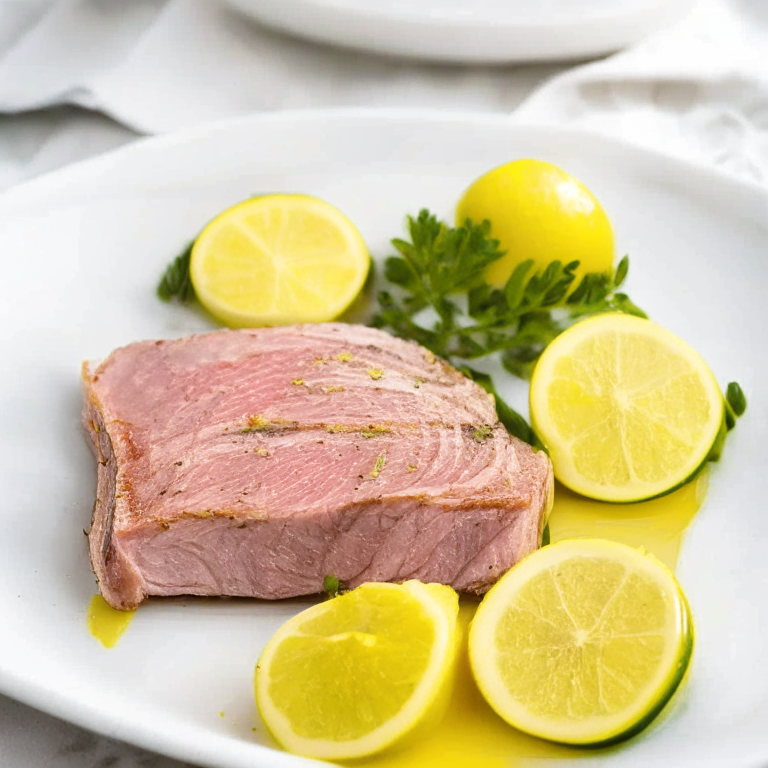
top-left (515, 0), bottom-right (768, 183)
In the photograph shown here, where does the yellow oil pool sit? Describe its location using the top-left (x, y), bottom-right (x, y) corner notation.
top-left (348, 471), bottom-right (709, 768)
top-left (87, 594), bottom-right (135, 648)
top-left (549, 470), bottom-right (709, 570)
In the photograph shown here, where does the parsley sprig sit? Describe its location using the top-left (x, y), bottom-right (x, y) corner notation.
top-left (373, 210), bottom-right (646, 381)
top-left (371, 210), bottom-right (649, 443)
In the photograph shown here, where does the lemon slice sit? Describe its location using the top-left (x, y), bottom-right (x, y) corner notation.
top-left (469, 539), bottom-right (693, 746)
top-left (190, 194), bottom-right (369, 327)
top-left (530, 313), bottom-right (723, 502)
top-left (255, 580), bottom-right (460, 760)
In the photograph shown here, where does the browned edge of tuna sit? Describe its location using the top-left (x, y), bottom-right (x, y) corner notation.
top-left (82, 361), bottom-right (145, 610)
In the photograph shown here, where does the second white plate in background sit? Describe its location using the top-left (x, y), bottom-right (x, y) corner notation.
top-left (227, 0), bottom-right (696, 63)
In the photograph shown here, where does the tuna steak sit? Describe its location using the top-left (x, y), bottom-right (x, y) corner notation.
top-left (82, 324), bottom-right (552, 610)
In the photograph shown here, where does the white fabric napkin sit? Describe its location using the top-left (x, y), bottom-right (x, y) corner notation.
top-left (518, 0), bottom-right (768, 184)
top-left (1, 0), bottom-right (767, 188)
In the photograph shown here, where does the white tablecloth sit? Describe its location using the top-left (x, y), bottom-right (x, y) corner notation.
top-left (1, 1), bottom-right (766, 766)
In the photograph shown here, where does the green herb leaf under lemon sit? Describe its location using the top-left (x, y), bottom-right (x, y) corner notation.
top-left (157, 242), bottom-right (195, 303)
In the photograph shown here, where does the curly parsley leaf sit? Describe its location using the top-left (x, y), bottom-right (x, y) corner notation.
top-left (373, 211), bottom-right (645, 373)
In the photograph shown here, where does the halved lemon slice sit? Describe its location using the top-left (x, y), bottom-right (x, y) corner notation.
top-left (530, 313), bottom-right (723, 502)
top-left (469, 539), bottom-right (693, 746)
top-left (190, 194), bottom-right (369, 327)
top-left (255, 580), bottom-right (460, 760)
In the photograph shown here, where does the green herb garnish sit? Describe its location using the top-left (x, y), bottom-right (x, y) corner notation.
top-left (705, 382), bottom-right (748, 463)
top-left (725, 381), bottom-right (747, 430)
top-left (157, 242), bottom-right (195, 303)
top-left (473, 425), bottom-right (493, 443)
top-left (373, 210), bottom-right (644, 371)
top-left (323, 574), bottom-right (340, 598)
top-left (371, 453), bottom-right (386, 478)
top-left (371, 210), bottom-right (645, 446)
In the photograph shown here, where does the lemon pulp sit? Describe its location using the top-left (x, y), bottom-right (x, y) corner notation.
top-left (190, 194), bottom-right (369, 327)
top-left (255, 580), bottom-right (459, 760)
top-left (469, 539), bottom-right (693, 746)
top-left (530, 313), bottom-right (724, 502)
top-left (456, 159), bottom-right (614, 288)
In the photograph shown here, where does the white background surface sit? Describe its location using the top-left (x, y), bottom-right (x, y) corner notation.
top-left (1, 2), bottom-right (767, 767)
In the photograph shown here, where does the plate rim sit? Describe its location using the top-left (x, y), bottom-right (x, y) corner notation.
top-left (0, 107), bottom-right (766, 209)
top-left (0, 107), bottom-right (766, 768)
top-left (233, 0), bottom-right (690, 28)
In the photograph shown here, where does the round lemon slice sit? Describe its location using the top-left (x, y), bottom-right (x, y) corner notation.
top-left (255, 580), bottom-right (460, 760)
top-left (530, 313), bottom-right (723, 502)
top-left (190, 194), bottom-right (369, 327)
top-left (469, 539), bottom-right (693, 746)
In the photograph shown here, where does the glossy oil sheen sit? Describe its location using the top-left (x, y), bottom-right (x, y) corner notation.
top-left (88, 595), bottom-right (135, 649)
top-left (549, 470), bottom-right (709, 570)
top-left (350, 473), bottom-right (708, 767)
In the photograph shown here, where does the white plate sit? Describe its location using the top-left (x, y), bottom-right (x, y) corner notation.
top-left (227, 0), bottom-right (696, 63)
top-left (0, 110), bottom-right (766, 768)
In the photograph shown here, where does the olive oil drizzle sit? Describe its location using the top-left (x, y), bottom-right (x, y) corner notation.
top-left (348, 472), bottom-right (709, 767)
top-left (87, 594), bottom-right (135, 648)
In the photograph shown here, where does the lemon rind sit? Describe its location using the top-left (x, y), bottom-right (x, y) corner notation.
top-left (468, 539), bottom-right (693, 746)
top-left (455, 159), bottom-right (615, 290)
top-left (255, 580), bottom-right (458, 760)
top-left (530, 313), bottom-right (724, 503)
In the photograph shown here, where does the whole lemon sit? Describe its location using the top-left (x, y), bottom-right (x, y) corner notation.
top-left (456, 159), bottom-right (614, 288)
